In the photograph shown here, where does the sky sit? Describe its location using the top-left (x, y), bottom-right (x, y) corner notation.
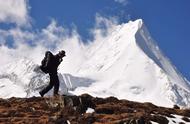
top-left (0, 0), bottom-right (190, 80)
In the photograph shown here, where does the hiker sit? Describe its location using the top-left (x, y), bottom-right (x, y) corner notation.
top-left (39, 50), bottom-right (66, 97)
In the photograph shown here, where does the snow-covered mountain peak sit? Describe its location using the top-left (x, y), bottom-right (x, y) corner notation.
top-left (128, 19), bottom-right (143, 29)
top-left (74, 19), bottom-right (190, 107)
top-left (1, 19), bottom-right (190, 108)
top-left (77, 20), bottom-right (140, 75)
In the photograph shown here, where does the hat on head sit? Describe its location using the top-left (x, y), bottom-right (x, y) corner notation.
top-left (58, 50), bottom-right (66, 56)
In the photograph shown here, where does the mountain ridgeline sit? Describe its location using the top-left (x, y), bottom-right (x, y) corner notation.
top-left (0, 19), bottom-right (190, 108)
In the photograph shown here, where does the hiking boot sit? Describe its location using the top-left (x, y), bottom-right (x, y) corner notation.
top-left (39, 91), bottom-right (44, 97)
top-left (54, 93), bottom-right (60, 97)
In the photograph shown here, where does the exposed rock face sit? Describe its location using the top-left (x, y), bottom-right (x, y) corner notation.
top-left (0, 94), bottom-right (190, 124)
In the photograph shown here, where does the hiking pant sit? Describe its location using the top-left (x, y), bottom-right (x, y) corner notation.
top-left (40, 73), bottom-right (59, 96)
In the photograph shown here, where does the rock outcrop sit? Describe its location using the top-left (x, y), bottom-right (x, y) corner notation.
top-left (0, 94), bottom-right (190, 124)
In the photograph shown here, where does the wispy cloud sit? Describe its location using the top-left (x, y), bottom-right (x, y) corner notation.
top-left (0, 0), bottom-right (30, 26)
top-left (0, 15), bottom-right (118, 74)
top-left (114, 0), bottom-right (128, 5)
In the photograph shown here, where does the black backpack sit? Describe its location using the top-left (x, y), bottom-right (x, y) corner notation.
top-left (40, 51), bottom-right (53, 73)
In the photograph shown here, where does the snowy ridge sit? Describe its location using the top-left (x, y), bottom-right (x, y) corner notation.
top-left (73, 19), bottom-right (190, 107)
top-left (135, 21), bottom-right (190, 91)
top-left (0, 58), bottom-right (94, 98)
top-left (0, 19), bottom-right (190, 108)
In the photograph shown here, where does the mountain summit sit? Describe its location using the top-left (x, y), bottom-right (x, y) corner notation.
top-left (0, 19), bottom-right (190, 108)
top-left (73, 19), bottom-right (190, 108)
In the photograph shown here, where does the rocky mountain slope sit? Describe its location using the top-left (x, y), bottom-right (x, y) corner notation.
top-left (0, 94), bottom-right (190, 124)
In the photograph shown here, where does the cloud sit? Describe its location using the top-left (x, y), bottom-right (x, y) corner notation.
top-left (90, 14), bottom-right (118, 40)
top-left (0, 19), bottom-right (86, 74)
top-left (114, 0), bottom-right (128, 5)
top-left (0, 15), bottom-right (118, 75)
top-left (0, 0), bottom-right (30, 26)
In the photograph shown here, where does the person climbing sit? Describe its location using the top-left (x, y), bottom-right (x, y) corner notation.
top-left (39, 50), bottom-right (66, 97)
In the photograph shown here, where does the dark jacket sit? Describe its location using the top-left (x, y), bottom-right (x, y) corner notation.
top-left (41, 51), bottom-right (62, 74)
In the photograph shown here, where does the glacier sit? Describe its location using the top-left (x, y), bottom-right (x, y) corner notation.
top-left (0, 19), bottom-right (190, 108)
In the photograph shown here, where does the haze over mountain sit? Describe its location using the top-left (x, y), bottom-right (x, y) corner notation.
top-left (0, 19), bottom-right (190, 108)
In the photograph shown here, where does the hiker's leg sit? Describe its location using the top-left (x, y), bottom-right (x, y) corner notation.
top-left (51, 73), bottom-right (59, 95)
top-left (39, 75), bottom-right (54, 96)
